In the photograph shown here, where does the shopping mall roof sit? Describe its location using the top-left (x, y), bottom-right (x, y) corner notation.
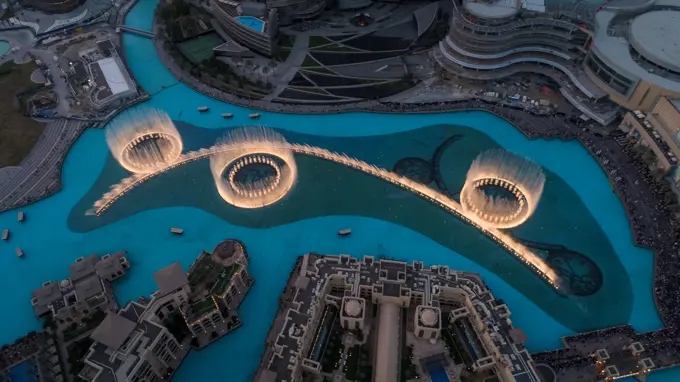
top-left (96, 57), bottom-right (130, 95)
top-left (629, 10), bottom-right (680, 73)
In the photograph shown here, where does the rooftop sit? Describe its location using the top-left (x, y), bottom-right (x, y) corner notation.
top-left (629, 10), bottom-right (680, 73)
top-left (90, 312), bottom-right (137, 351)
top-left (153, 261), bottom-right (189, 296)
top-left (69, 254), bottom-right (99, 282)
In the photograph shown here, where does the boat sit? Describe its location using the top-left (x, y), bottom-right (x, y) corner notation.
top-left (222, 113), bottom-right (233, 118)
top-left (198, 106), bottom-right (209, 112)
top-left (2, 229), bottom-right (8, 240)
top-left (16, 248), bottom-right (24, 258)
top-left (170, 228), bottom-right (184, 235)
top-left (249, 113), bottom-right (260, 119)
top-left (338, 229), bottom-right (351, 237)
top-left (17, 211), bottom-right (24, 222)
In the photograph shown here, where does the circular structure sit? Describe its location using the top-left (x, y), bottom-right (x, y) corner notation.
top-left (420, 308), bottom-right (438, 326)
top-left (19, 0), bottom-right (82, 14)
top-left (350, 13), bottom-right (374, 27)
top-left (211, 239), bottom-right (245, 267)
top-left (210, 127), bottom-right (298, 209)
top-left (106, 108), bottom-right (183, 174)
top-left (629, 10), bottom-right (680, 74)
top-left (547, 250), bottom-right (603, 296)
top-left (393, 157), bottom-right (434, 184)
top-left (460, 149), bottom-right (545, 229)
top-left (344, 299), bottom-right (362, 317)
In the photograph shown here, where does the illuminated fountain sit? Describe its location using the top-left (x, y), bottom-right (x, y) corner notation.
top-left (210, 127), bottom-right (298, 209)
top-left (106, 108), bottom-right (183, 174)
top-left (461, 150), bottom-right (545, 229)
top-left (91, 127), bottom-right (560, 290)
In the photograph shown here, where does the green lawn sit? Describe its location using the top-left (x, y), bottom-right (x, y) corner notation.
top-left (212, 264), bottom-right (241, 296)
top-left (177, 32), bottom-right (224, 64)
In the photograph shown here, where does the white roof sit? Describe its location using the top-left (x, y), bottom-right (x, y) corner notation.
top-left (97, 57), bottom-right (130, 95)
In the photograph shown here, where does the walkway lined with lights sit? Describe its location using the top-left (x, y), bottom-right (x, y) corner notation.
top-left (90, 142), bottom-right (560, 289)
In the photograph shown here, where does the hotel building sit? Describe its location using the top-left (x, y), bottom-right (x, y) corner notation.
top-left (79, 303), bottom-right (188, 382)
top-left (255, 254), bottom-right (540, 382)
top-left (210, 0), bottom-right (280, 57)
top-left (31, 252), bottom-right (130, 320)
top-left (435, 0), bottom-right (680, 124)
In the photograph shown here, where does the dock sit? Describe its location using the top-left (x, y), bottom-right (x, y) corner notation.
top-left (170, 228), bottom-right (184, 235)
top-left (2, 229), bottom-right (8, 240)
top-left (17, 211), bottom-right (25, 222)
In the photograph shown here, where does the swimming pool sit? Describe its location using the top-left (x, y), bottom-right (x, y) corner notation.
top-left (235, 16), bottom-right (265, 33)
top-left (428, 364), bottom-right (450, 382)
top-left (5, 358), bottom-right (39, 382)
top-left (0, 40), bottom-right (10, 56)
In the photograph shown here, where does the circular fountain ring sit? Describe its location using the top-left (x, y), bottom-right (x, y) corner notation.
top-left (118, 132), bottom-right (183, 173)
top-left (212, 146), bottom-right (297, 209)
top-left (460, 177), bottom-right (531, 229)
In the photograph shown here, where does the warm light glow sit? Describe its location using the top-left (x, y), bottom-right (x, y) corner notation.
top-left (106, 108), bottom-right (183, 174)
top-left (461, 150), bottom-right (545, 229)
top-left (210, 127), bottom-right (298, 209)
top-left (91, 127), bottom-right (560, 289)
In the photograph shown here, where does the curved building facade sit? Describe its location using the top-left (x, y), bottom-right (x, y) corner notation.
top-left (436, 0), bottom-right (680, 122)
top-left (266, 0), bottom-right (328, 25)
top-left (20, 0), bottom-right (83, 14)
top-left (211, 0), bottom-right (279, 57)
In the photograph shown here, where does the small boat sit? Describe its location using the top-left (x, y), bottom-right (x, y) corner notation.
top-left (249, 113), bottom-right (260, 119)
top-left (17, 211), bottom-right (24, 222)
top-left (198, 106), bottom-right (209, 112)
top-left (16, 248), bottom-right (24, 258)
top-left (338, 229), bottom-right (351, 237)
top-left (2, 229), bottom-right (8, 240)
top-left (222, 113), bottom-right (233, 118)
top-left (170, 228), bottom-right (184, 235)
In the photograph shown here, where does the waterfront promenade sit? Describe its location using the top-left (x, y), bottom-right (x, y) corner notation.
top-left (0, 119), bottom-right (89, 213)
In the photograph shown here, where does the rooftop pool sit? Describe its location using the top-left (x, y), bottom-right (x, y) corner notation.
top-left (0, 40), bottom-right (10, 56)
top-left (0, 0), bottom-right (677, 381)
top-left (235, 16), bottom-right (265, 33)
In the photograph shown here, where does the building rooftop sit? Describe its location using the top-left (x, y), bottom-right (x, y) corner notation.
top-left (153, 261), bottom-right (189, 297)
top-left (90, 312), bottom-right (137, 351)
top-left (31, 282), bottom-right (63, 317)
top-left (628, 10), bottom-right (680, 73)
top-left (69, 254), bottom-right (99, 282)
top-left (73, 275), bottom-right (103, 300)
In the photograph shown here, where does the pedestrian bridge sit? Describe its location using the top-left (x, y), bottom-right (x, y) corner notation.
top-left (117, 25), bottom-right (155, 38)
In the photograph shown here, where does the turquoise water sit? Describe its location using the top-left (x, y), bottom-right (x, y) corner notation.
top-left (5, 358), bottom-right (38, 382)
top-left (0, 0), bottom-right (675, 380)
top-left (235, 16), bottom-right (265, 33)
top-left (0, 40), bottom-right (10, 56)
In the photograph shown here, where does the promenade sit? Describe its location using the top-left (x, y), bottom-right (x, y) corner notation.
top-left (0, 119), bottom-right (89, 213)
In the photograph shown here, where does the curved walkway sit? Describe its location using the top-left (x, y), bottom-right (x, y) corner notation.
top-left (90, 139), bottom-right (560, 288)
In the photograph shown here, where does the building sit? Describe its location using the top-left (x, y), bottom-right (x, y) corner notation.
top-left (620, 97), bottom-right (680, 182)
top-left (266, 0), bottom-right (328, 25)
top-left (30, 252), bottom-right (130, 320)
top-left (210, 0), bottom-right (280, 57)
top-left (435, 0), bottom-right (680, 124)
top-left (255, 254), bottom-right (540, 382)
top-left (19, 0), bottom-right (82, 14)
top-left (79, 304), bottom-right (188, 382)
top-left (134, 240), bottom-right (252, 341)
top-left (78, 239), bottom-right (255, 381)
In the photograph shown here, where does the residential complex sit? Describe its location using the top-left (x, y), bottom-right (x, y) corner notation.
top-left (211, 0), bottom-right (280, 57)
top-left (255, 253), bottom-right (540, 382)
top-left (19, 0), bottom-right (82, 14)
top-left (31, 252), bottom-right (130, 321)
top-left (435, 0), bottom-right (680, 124)
top-left (266, 0), bottom-right (327, 25)
top-left (620, 97), bottom-right (680, 184)
top-left (78, 239), bottom-right (254, 381)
